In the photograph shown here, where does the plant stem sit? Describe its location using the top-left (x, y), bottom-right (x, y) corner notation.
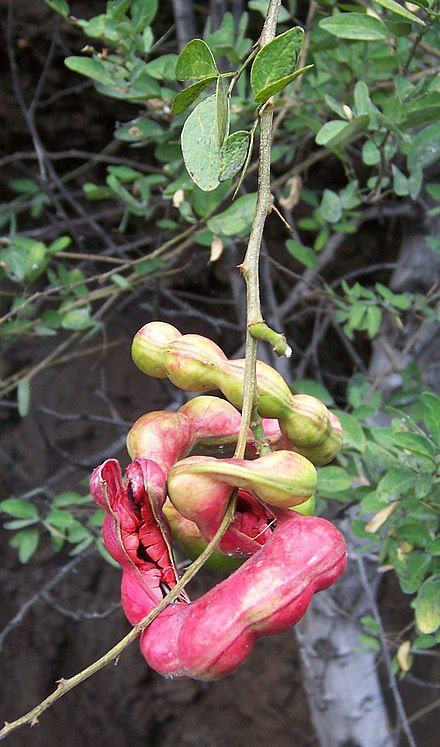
top-left (234, 0), bottom-right (282, 460)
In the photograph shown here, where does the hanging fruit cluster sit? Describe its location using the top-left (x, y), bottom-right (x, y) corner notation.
top-left (91, 322), bottom-right (347, 680)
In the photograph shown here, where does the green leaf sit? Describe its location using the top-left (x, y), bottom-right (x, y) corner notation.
top-left (413, 633), bottom-right (439, 650)
top-left (131, 0), bottom-right (158, 28)
top-left (427, 539), bottom-right (440, 557)
top-left (396, 553), bottom-right (431, 594)
top-left (392, 432), bottom-right (436, 458)
top-left (366, 305), bottom-right (382, 338)
top-left (83, 183), bottom-right (113, 201)
top-left (397, 520), bottom-right (433, 548)
top-left (324, 95), bottom-right (348, 120)
top-left (250, 27), bottom-right (304, 101)
top-left (359, 634), bottom-right (381, 651)
top-left (216, 76), bottom-right (230, 146)
top-left (248, 0), bottom-right (291, 22)
top-left (426, 236), bottom-right (440, 253)
top-left (253, 65), bottom-right (313, 103)
top-left (334, 411), bottom-right (366, 452)
top-left (1, 498), bottom-right (39, 520)
top-left (414, 577), bottom-right (440, 633)
top-left (43, 0), bottom-right (69, 16)
top-left (319, 189), bottom-right (342, 223)
top-left (391, 165), bottom-right (409, 196)
top-left (144, 54), bottom-right (177, 81)
top-left (181, 95), bottom-right (222, 191)
top-left (408, 124), bottom-right (440, 172)
top-left (53, 492), bottom-right (89, 507)
top-left (15, 528), bottom-right (40, 563)
top-left (114, 117), bottom-right (162, 142)
top-left (175, 39), bottom-right (218, 81)
top-left (318, 466), bottom-right (351, 493)
top-left (17, 379), bottom-right (31, 417)
top-left (46, 509), bottom-right (75, 530)
top-left (61, 308), bottom-right (94, 331)
top-left (354, 81), bottom-right (371, 116)
top-left (9, 178), bottom-right (39, 194)
top-left (319, 13), bottom-right (387, 41)
top-left (219, 131), bottom-right (250, 182)
top-left (65, 57), bottom-right (116, 87)
top-left (49, 236), bottom-right (71, 253)
top-left (172, 76), bottom-right (217, 115)
top-left (374, 0), bottom-right (424, 25)
top-left (362, 140), bottom-right (381, 165)
top-left (110, 273), bottom-right (131, 290)
top-left (286, 239), bottom-right (318, 268)
top-left (207, 193), bottom-right (257, 236)
top-left (421, 391), bottom-right (440, 445)
top-left (377, 468), bottom-right (416, 499)
top-left (384, 19), bottom-right (412, 37)
top-left (96, 537), bottom-right (121, 568)
top-left (315, 116), bottom-right (369, 148)
top-left (293, 380), bottom-right (334, 406)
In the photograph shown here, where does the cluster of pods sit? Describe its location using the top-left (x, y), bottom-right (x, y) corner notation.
top-left (91, 322), bottom-right (347, 680)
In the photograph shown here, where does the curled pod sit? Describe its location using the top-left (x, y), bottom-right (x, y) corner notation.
top-left (167, 451), bottom-right (317, 553)
top-left (131, 322), bottom-right (343, 466)
top-left (91, 457), bottom-right (347, 681)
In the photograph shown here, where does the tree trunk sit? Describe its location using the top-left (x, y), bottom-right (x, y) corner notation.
top-left (172, 0), bottom-right (197, 50)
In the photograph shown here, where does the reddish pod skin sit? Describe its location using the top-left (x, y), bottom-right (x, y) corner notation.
top-left (126, 395), bottom-right (286, 472)
top-left (91, 458), bottom-right (347, 681)
top-left (127, 397), bottom-right (316, 555)
top-left (166, 451), bottom-right (316, 554)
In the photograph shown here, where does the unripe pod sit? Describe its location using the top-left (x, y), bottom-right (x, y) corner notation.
top-left (290, 494), bottom-right (316, 516)
top-left (163, 335), bottom-right (227, 392)
top-left (126, 396), bottom-right (288, 474)
top-left (131, 322), bottom-right (343, 466)
top-left (222, 359), bottom-right (293, 418)
top-left (132, 321), bottom-right (181, 378)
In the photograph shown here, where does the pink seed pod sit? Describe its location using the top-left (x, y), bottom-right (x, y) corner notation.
top-left (90, 457), bottom-right (347, 681)
top-left (126, 395), bottom-right (287, 474)
top-left (90, 458), bottom-right (188, 624)
top-left (167, 451), bottom-right (317, 553)
top-left (141, 512), bottom-right (347, 680)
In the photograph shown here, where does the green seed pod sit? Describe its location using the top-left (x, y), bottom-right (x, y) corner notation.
top-left (222, 359), bottom-right (293, 418)
top-left (132, 321), bottom-right (180, 378)
top-left (290, 495), bottom-right (315, 516)
top-left (282, 395), bottom-right (332, 447)
top-left (164, 335), bottom-right (226, 392)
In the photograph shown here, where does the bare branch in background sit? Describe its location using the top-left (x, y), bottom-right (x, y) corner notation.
top-left (172, 0), bottom-right (197, 49)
